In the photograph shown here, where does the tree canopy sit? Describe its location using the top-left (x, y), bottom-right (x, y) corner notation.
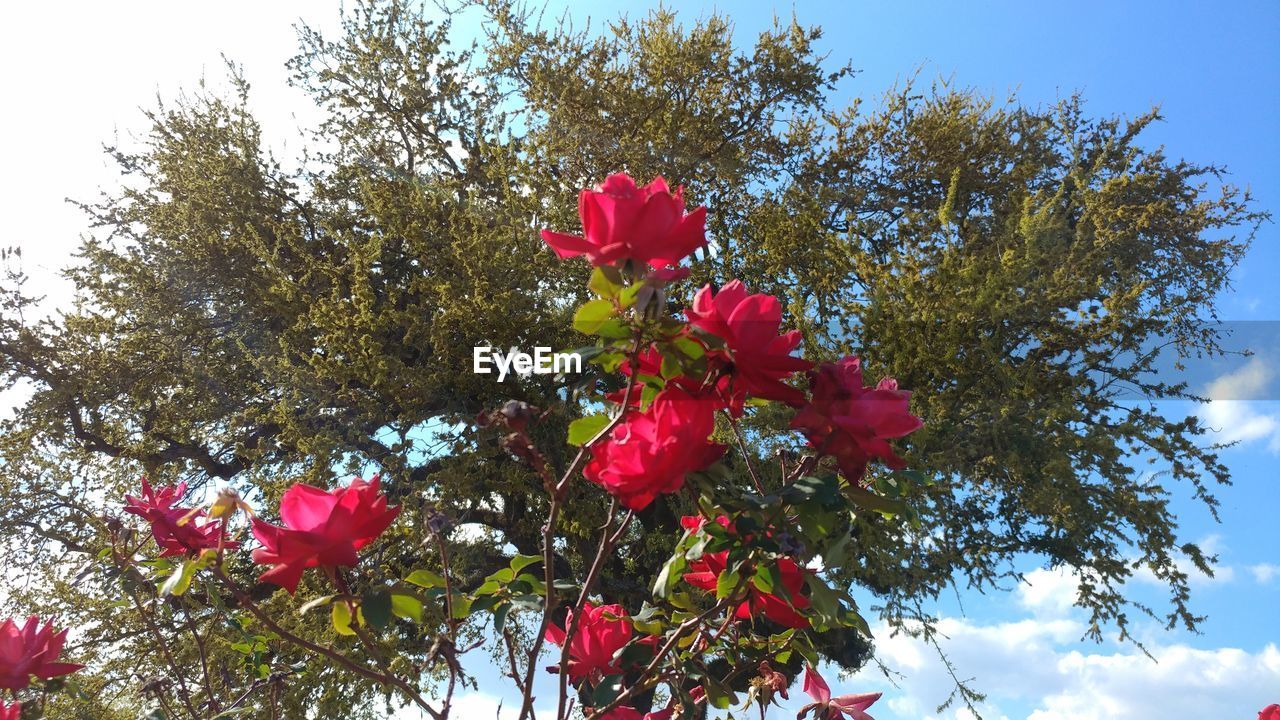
top-left (0, 0), bottom-right (1264, 716)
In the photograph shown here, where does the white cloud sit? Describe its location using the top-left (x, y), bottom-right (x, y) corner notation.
top-left (1026, 644), bottom-right (1280, 720)
top-left (1200, 357), bottom-right (1280, 452)
top-left (845, 618), bottom-right (1280, 720)
top-left (1017, 567), bottom-right (1080, 616)
top-left (840, 548), bottom-right (1279, 720)
top-left (1250, 564), bottom-right (1280, 584)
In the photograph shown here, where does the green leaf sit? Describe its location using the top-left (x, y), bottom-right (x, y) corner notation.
top-left (362, 588), bottom-right (393, 630)
top-left (823, 532), bottom-right (853, 569)
top-left (653, 550), bottom-right (688, 599)
top-left (788, 474), bottom-right (840, 504)
top-left (703, 677), bottom-right (738, 710)
top-left (390, 592), bottom-right (424, 623)
top-left (589, 267), bottom-right (623, 298)
top-left (751, 565), bottom-right (776, 594)
top-left (594, 319), bottom-right (631, 339)
top-left (331, 602), bottom-right (357, 636)
top-left (670, 336), bottom-right (705, 360)
top-left (509, 594), bottom-right (542, 613)
top-left (405, 569), bottom-right (447, 589)
top-left (450, 594), bottom-right (473, 619)
top-left (470, 594), bottom-right (499, 614)
top-left (160, 559), bottom-right (196, 597)
top-left (567, 414), bottom-right (611, 446)
top-left (660, 352), bottom-right (681, 379)
top-left (493, 602), bottom-right (511, 634)
top-left (573, 299), bottom-right (615, 334)
top-left (515, 572), bottom-right (546, 595)
top-left (715, 569), bottom-right (741, 600)
top-left (843, 484), bottom-right (909, 517)
top-left (618, 282), bottom-right (644, 308)
top-left (591, 675), bottom-right (625, 708)
top-left (509, 553), bottom-right (543, 573)
top-left (473, 580), bottom-right (502, 596)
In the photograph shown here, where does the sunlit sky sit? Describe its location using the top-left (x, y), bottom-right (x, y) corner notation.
top-left (1, 2), bottom-right (1277, 718)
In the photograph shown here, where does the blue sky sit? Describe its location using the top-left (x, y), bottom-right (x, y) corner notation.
top-left (1, 1), bottom-right (1277, 718)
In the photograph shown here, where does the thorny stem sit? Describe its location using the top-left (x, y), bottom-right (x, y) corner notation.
top-left (725, 410), bottom-right (766, 494)
top-left (211, 566), bottom-right (443, 720)
top-left (125, 588), bottom-right (200, 720)
top-left (431, 528), bottom-right (463, 719)
top-left (518, 335), bottom-right (644, 720)
top-left (109, 540), bottom-right (201, 720)
top-left (555, 501), bottom-right (635, 720)
top-left (181, 599), bottom-right (218, 713)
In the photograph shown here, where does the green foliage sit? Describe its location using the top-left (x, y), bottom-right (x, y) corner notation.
top-left (0, 0), bottom-right (1265, 715)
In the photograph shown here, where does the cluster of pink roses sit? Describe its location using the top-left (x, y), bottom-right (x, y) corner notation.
top-left (541, 600), bottom-right (878, 720)
top-left (548, 174), bottom-right (922, 518)
top-left (534, 173), bottom-right (922, 717)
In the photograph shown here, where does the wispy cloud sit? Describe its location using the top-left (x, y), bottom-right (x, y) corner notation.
top-left (1200, 357), bottom-right (1280, 452)
top-left (1249, 564), bottom-right (1280, 585)
top-left (844, 618), bottom-right (1279, 720)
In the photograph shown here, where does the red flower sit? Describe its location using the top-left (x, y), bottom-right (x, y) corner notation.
top-left (681, 516), bottom-right (811, 628)
top-left (790, 356), bottom-right (922, 482)
top-left (800, 666), bottom-right (881, 720)
top-left (0, 617), bottom-right (84, 691)
top-left (0, 701), bottom-right (18, 720)
top-left (250, 476), bottom-right (401, 594)
top-left (583, 386), bottom-right (725, 510)
top-left (541, 174), bottom-right (708, 269)
top-left (1260, 704), bottom-right (1280, 720)
top-left (123, 478), bottom-right (237, 557)
top-left (544, 602), bottom-right (632, 684)
top-left (686, 281), bottom-right (812, 406)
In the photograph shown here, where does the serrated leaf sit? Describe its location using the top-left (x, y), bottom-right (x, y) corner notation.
top-left (160, 559), bottom-right (195, 597)
top-left (450, 594), bottom-right (473, 619)
top-left (715, 569), bottom-right (741, 600)
top-left (362, 588), bottom-right (393, 630)
top-left (670, 336), bottom-right (705, 360)
top-left (405, 569), bottom-right (447, 589)
top-left (390, 592), bottom-right (424, 623)
top-left (751, 565), bottom-right (775, 594)
top-left (843, 485), bottom-right (908, 517)
top-left (567, 414), bottom-right (611, 446)
top-left (509, 594), bottom-right (542, 613)
top-left (591, 675), bottom-right (625, 708)
top-left (618, 282), bottom-right (644, 308)
top-left (331, 602), bottom-right (356, 636)
top-left (653, 550), bottom-right (688, 599)
top-left (509, 553), bottom-right (542, 573)
top-left (823, 532), bottom-right (853, 569)
top-left (493, 602), bottom-right (511, 634)
top-left (470, 594), bottom-right (499, 614)
top-left (573, 299), bottom-right (615, 334)
top-left (595, 319), bottom-right (631, 339)
top-left (588, 267), bottom-right (623, 298)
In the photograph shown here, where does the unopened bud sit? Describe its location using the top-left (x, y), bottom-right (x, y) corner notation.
top-left (210, 488), bottom-right (254, 519)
